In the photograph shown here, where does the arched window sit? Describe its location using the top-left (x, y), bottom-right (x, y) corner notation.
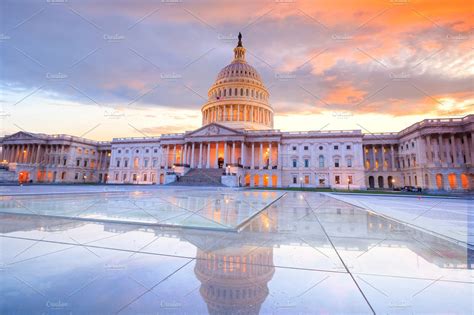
top-left (246, 89), bottom-right (249, 96)
top-left (240, 88), bottom-right (243, 96)
top-left (224, 89), bottom-right (226, 97)
top-left (319, 155), bottom-right (325, 168)
top-left (229, 88), bottom-right (232, 96)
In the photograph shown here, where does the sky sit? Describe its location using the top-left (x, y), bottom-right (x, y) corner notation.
top-left (0, 0), bottom-right (472, 140)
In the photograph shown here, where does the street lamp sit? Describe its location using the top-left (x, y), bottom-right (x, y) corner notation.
top-left (347, 178), bottom-right (350, 191)
top-left (300, 176), bottom-right (303, 188)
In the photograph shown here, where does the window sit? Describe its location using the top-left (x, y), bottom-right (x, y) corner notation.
top-left (74, 173), bottom-right (79, 180)
top-left (123, 173), bottom-right (127, 181)
top-left (347, 158), bottom-right (352, 167)
top-left (84, 160), bottom-right (88, 167)
top-left (304, 175), bottom-right (310, 184)
top-left (76, 159), bottom-right (80, 166)
top-left (292, 146), bottom-right (297, 151)
top-left (115, 173), bottom-right (119, 180)
top-left (319, 146), bottom-right (323, 150)
top-left (63, 158), bottom-right (67, 166)
top-left (292, 159), bottom-right (297, 168)
top-left (319, 178), bottom-right (325, 185)
top-left (124, 160), bottom-right (128, 168)
top-left (152, 159), bottom-right (157, 167)
top-left (334, 158), bottom-right (340, 168)
top-left (132, 174), bottom-right (137, 181)
top-left (412, 142), bottom-right (415, 148)
top-left (134, 157), bottom-right (139, 168)
top-left (143, 174), bottom-right (147, 182)
top-left (304, 146), bottom-right (308, 151)
top-left (136, 150), bottom-right (139, 153)
top-left (335, 175), bottom-right (341, 184)
top-left (116, 160), bottom-right (120, 167)
top-left (154, 149), bottom-right (158, 153)
top-left (292, 176), bottom-right (297, 184)
top-left (144, 159), bottom-right (149, 167)
top-left (304, 159), bottom-right (309, 167)
top-left (118, 150), bottom-right (121, 154)
top-left (348, 175), bottom-right (353, 184)
top-left (334, 145), bottom-right (339, 150)
top-left (319, 155), bottom-right (325, 168)
top-left (145, 149), bottom-right (149, 153)
top-left (346, 145), bottom-right (351, 150)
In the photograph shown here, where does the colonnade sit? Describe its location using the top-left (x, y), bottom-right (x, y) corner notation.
top-left (202, 105), bottom-right (272, 127)
top-left (160, 141), bottom-right (281, 170)
top-left (363, 144), bottom-right (398, 170)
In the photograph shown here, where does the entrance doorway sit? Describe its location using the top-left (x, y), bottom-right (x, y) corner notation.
top-left (368, 176), bottom-right (375, 188)
top-left (218, 157), bottom-right (224, 168)
top-left (18, 171), bottom-right (29, 183)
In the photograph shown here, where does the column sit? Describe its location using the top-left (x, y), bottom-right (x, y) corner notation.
top-left (224, 142), bottom-right (228, 166)
top-left (251, 143), bottom-right (255, 169)
top-left (183, 144), bottom-right (187, 165)
top-left (471, 132), bottom-right (474, 165)
top-left (165, 145), bottom-right (170, 168)
top-left (259, 143), bottom-right (263, 168)
top-left (198, 143), bottom-right (203, 168)
top-left (426, 135), bottom-right (432, 164)
top-left (36, 145), bottom-right (42, 164)
top-left (444, 137), bottom-right (451, 165)
top-left (206, 143), bottom-right (210, 168)
top-left (450, 134), bottom-right (456, 165)
top-left (8, 145), bottom-right (13, 162)
top-left (390, 145), bottom-right (395, 170)
top-left (438, 134), bottom-right (444, 164)
top-left (231, 141), bottom-right (236, 164)
top-left (98, 150), bottom-right (102, 170)
top-left (277, 143), bottom-right (281, 169)
top-left (241, 142), bottom-right (245, 166)
top-left (191, 143), bottom-right (195, 168)
top-left (372, 145), bottom-right (376, 170)
top-left (462, 134), bottom-right (470, 165)
top-left (269, 142), bottom-right (273, 168)
top-left (215, 142), bottom-right (219, 168)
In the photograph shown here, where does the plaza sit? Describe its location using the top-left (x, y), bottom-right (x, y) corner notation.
top-left (0, 185), bottom-right (472, 314)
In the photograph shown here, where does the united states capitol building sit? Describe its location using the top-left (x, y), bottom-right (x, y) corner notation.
top-left (1, 35), bottom-right (473, 191)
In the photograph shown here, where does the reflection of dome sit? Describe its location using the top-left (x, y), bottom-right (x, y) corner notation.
top-left (195, 245), bottom-right (275, 315)
top-left (201, 33), bottom-right (273, 130)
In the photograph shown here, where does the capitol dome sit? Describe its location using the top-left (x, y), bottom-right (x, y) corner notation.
top-left (201, 33), bottom-right (274, 130)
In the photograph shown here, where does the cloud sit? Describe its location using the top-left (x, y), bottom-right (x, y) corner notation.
top-left (0, 0), bottom-right (472, 137)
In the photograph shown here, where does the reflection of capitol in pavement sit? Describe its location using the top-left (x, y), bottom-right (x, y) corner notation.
top-left (195, 245), bottom-right (274, 314)
top-left (0, 193), bottom-right (472, 313)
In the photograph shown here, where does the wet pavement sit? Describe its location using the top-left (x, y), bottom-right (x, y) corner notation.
top-left (0, 188), bottom-right (472, 314)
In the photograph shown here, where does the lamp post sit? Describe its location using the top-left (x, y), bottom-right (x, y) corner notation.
top-left (391, 178), bottom-right (396, 190)
top-left (347, 178), bottom-right (350, 191)
top-left (300, 176), bottom-right (303, 188)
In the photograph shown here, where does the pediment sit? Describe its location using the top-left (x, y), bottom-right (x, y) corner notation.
top-left (186, 123), bottom-right (242, 137)
top-left (4, 131), bottom-right (40, 141)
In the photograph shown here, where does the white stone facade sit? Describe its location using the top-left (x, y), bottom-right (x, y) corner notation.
top-left (1, 36), bottom-right (472, 191)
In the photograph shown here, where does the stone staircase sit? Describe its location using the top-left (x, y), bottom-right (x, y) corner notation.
top-left (170, 168), bottom-right (224, 186)
top-left (0, 168), bottom-right (17, 184)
